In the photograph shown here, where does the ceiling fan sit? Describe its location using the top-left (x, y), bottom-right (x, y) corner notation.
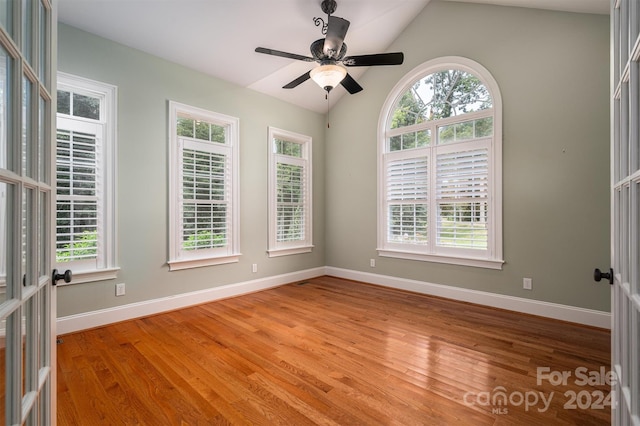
top-left (255, 0), bottom-right (404, 95)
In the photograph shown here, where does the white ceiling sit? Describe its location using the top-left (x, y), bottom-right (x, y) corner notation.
top-left (57, 0), bottom-right (609, 113)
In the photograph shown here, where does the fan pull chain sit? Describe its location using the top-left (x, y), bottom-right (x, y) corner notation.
top-left (326, 92), bottom-right (330, 128)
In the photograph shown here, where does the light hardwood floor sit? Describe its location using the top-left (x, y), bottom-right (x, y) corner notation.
top-left (57, 276), bottom-right (611, 425)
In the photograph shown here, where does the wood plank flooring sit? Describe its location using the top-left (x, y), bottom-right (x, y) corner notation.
top-left (57, 276), bottom-right (612, 425)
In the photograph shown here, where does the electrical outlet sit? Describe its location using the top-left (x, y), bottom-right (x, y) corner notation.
top-left (252, 263), bottom-right (258, 273)
top-left (523, 278), bottom-right (532, 290)
top-left (370, 259), bottom-right (376, 268)
top-left (115, 283), bottom-right (126, 296)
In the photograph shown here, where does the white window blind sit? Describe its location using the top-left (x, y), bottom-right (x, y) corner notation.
top-left (56, 128), bottom-right (98, 261)
top-left (276, 162), bottom-right (305, 242)
top-left (181, 144), bottom-right (228, 250)
top-left (436, 147), bottom-right (488, 249)
top-left (386, 156), bottom-right (429, 245)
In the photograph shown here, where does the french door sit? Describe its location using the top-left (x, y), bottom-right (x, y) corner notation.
top-left (611, 0), bottom-right (640, 425)
top-left (0, 0), bottom-right (56, 425)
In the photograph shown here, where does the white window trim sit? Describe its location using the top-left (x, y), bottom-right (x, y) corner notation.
top-left (167, 101), bottom-right (240, 271)
top-left (267, 126), bottom-right (313, 257)
top-left (56, 72), bottom-right (119, 284)
top-left (377, 56), bottom-right (504, 269)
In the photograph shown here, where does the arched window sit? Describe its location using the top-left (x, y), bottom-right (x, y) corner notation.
top-left (377, 57), bottom-right (503, 269)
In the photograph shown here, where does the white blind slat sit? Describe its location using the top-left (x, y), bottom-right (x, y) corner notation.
top-left (387, 157), bottom-right (429, 201)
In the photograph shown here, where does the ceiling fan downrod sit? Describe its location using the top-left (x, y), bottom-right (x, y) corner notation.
top-left (315, 0), bottom-right (338, 35)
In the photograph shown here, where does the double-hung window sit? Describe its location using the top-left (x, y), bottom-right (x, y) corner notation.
top-left (267, 127), bottom-right (313, 256)
top-left (378, 57), bottom-right (503, 269)
top-left (55, 73), bottom-right (118, 283)
top-left (168, 101), bottom-right (240, 270)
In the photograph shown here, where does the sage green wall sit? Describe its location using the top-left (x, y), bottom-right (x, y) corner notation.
top-left (325, 1), bottom-right (612, 311)
top-left (56, 24), bottom-right (327, 317)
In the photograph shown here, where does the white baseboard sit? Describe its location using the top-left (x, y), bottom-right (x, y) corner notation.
top-left (56, 266), bottom-right (611, 335)
top-left (56, 267), bottom-right (325, 335)
top-left (325, 267), bottom-right (612, 329)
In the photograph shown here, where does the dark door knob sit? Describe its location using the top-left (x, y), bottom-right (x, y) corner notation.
top-left (594, 268), bottom-right (613, 285)
top-left (52, 269), bottom-right (72, 285)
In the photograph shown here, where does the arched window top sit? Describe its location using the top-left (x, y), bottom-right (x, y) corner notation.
top-left (381, 56), bottom-right (502, 134)
top-left (391, 69), bottom-right (493, 129)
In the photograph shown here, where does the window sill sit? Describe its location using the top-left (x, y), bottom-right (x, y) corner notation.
top-left (55, 267), bottom-right (120, 285)
top-left (378, 249), bottom-right (504, 270)
top-left (267, 245), bottom-right (314, 258)
top-left (168, 254), bottom-right (241, 271)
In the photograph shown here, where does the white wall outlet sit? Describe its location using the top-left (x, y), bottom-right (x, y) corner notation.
top-left (115, 283), bottom-right (126, 296)
top-left (252, 263), bottom-right (258, 273)
top-left (370, 259), bottom-right (376, 267)
top-left (523, 278), bottom-right (532, 290)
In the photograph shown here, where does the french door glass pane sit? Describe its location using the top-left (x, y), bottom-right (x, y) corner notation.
top-left (38, 1), bottom-right (46, 82)
top-left (22, 296), bottom-right (37, 410)
top-left (629, 307), bottom-right (640, 413)
top-left (6, 310), bottom-right (20, 424)
top-left (38, 286), bottom-right (49, 370)
top-left (621, 82), bottom-right (629, 179)
top-left (631, 62), bottom-right (640, 174)
top-left (0, 339), bottom-right (4, 423)
top-left (621, 0), bottom-right (629, 71)
top-left (21, 0), bottom-right (32, 66)
top-left (0, 0), bottom-right (11, 35)
top-left (22, 302), bottom-right (27, 402)
top-left (622, 295), bottom-right (630, 390)
top-left (38, 96), bottom-right (46, 182)
top-left (38, 191), bottom-right (46, 280)
top-left (22, 76), bottom-right (33, 178)
top-left (0, 181), bottom-right (9, 304)
top-left (0, 46), bottom-right (10, 171)
top-left (634, 182), bottom-right (639, 296)
top-left (22, 187), bottom-right (33, 288)
top-left (622, 186), bottom-right (630, 284)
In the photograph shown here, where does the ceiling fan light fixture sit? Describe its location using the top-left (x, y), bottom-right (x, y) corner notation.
top-left (310, 64), bottom-right (346, 92)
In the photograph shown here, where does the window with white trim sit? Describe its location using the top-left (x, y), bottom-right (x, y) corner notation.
top-left (55, 73), bottom-right (118, 283)
top-left (168, 101), bottom-right (240, 271)
top-left (267, 127), bottom-right (313, 257)
top-left (378, 57), bottom-right (503, 269)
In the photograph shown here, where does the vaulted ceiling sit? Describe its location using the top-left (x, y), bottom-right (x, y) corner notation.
top-left (57, 0), bottom-right (608, 113)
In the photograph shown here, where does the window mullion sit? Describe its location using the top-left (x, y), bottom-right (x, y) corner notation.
top-left (428, 146), bottom-right (437, 254)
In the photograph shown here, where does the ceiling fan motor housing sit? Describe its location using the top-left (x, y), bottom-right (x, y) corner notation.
top-left (311, 38), bottom-right (346, 61)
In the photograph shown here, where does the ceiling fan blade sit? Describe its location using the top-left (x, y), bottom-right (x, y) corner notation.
top-left (255, 47), bottom-right (315, 62)
top-left (283, 71), bottom-right (311, 89)
top-left (323, 16), bottom-right (350, 59)
top-left (340, 73), bottom-right (363, 94)
top-left (342, 52), bottom-right (404, 67)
